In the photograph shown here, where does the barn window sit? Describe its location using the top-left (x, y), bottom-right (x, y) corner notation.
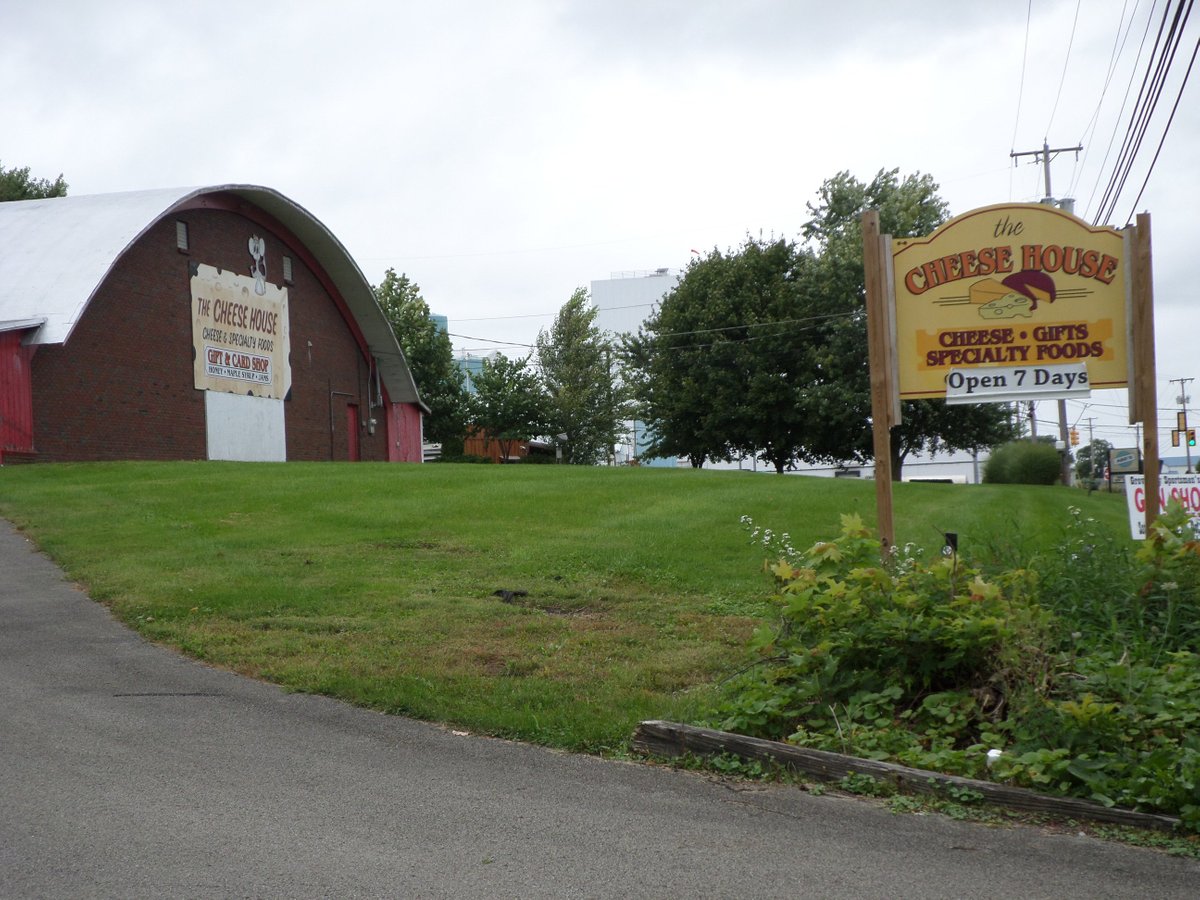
top-left (176, 221), bottom-right (189, 252)
top-left (282, 255), bottom-right (294, 284)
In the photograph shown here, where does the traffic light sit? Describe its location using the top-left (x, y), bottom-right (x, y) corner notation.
top-left (1190, 429), bottom-right (1197, 447)
top-left (1069, 428), bottom-right (1079, 446)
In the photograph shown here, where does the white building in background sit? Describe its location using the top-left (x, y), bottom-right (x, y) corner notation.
top-left (592, 268), bottom-right (680, 337)
top-left (591, 268), bottom-right (681, 467)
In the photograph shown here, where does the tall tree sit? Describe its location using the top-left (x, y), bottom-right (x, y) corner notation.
top-left (799, 169), bottom-right (1016, 477)
top-left (468, 354), bottom-right (547, 463)
top-left (623, 170), bottom-right (1015, 476)
top-left (624, 238), bottom-right (820, 472)
top-left (623, 245), bottom-right (749, 468)
top-left (1074, 439), bottom-right (1113, 481)
top-left (0, 162), bottom-right (68, 201)
top-left (729, 241), bottom-right (822, 473)
top-left (373, 269), bottom-right (468, 452)
top-left (536, 287), bottom-right (624, 465)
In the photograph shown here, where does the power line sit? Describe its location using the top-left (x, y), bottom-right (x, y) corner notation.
top-left (1092, 0), bottom-right (1193, 224)
top-left (447, 332), bottom-right (535, 349)
top-left (451, 307), bottom-right (856, 356)
top-left (453, 311), bottom-right (556, 323)
top-left (1084, 1), bottom-right (1159, 219)
top-left (1046, 0), bottom-right (1084, 136)
top-left (1069, 0), bottom-right (1140, 199)
top-left (1107, 0), bottom-right (1190, 220)
top-left (640, 317), bottom-right (858, 356)
top-left (639, 311), bottom-right (854, 342)
top-left (1123, 23), bottom-right (1199, 221)
top-left (453, 300), bottom-right (662, 323)
top-left (1009, 0), bottom-right (1034, 178)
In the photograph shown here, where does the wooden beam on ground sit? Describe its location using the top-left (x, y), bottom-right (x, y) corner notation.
top-left (632, 721), bottom-right (1182, 832)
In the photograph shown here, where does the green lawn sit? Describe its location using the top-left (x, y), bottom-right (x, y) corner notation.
top-left (0, 461), bottom-right (1131, 752)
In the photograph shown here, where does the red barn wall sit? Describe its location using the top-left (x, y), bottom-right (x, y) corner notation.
top-left (1, 330), bottom-right (37, 460)
top-left (30, 206), bottom-right (392, 462)
top-left (388, 401), bottom-right (423, 462)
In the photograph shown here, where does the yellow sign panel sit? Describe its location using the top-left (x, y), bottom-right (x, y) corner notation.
top-left (190, 263), bottom-right (291, 400)
top-left (892, 203), bottom-right (1127, 399)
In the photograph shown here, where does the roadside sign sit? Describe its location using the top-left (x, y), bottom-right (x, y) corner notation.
top-left (1108, 447), bottom-right (1140, 475)
top-left (1125, 473), bottom-right (1200, 540)
top-left (893, 203), bottom-right (1126, 401)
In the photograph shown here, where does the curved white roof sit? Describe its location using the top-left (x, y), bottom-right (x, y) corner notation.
top-left (0, 185), bottom-right (424, 408)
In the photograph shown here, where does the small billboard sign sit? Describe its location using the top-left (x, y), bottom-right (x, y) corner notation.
top-left (1108, 447), bottom-right (1141, 475)
top-left (893, 203), bottom-right (1127, 402)
top-left (1125, 473), bottom-right (1200, 540)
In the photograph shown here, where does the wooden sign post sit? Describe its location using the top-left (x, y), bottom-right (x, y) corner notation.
top-left (862, 210), bottom-right (899, 556)
top-left (1129, 213), bottom-right (1160, 528)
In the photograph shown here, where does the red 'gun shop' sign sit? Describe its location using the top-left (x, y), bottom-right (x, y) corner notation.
top-left (892, 203), bottom-right (1127, 404)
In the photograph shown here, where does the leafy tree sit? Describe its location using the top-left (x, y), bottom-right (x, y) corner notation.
top-left (0, 162), bottom-right (68, 201)
top-left (726, 242), bottom-right (825, 473)
top-left (1074, 439), bottom-right (1113, 482)
top-left (798, 169), bottom-right (1016, 477)
top-left (625, 238), bottom-right (811, 470)
top-left (373, 269), bottom-right (468, 452)
top-left (622, 250), bottom-right (736, 468)
top-left (622, 169), bottom-right (1015, 476)
top-left (536, 287), bottom-right (625, 465)
top-left (468, 354), bottom-right (547, 463)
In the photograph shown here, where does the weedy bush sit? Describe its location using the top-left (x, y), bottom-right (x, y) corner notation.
top-left (719, 513), bottom-right (1055, 770)
top-left (718, 504), bottom-right (1200, 829)
top-left (1034, 502), bottom-right (1200, 652)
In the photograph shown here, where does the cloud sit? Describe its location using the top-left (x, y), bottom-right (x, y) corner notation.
top-left (3, 0), bottom-right (1195, 445)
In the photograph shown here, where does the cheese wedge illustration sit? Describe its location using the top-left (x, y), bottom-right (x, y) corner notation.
top-left (1002, 270), bottom-right (1056, 311)
top-left (978, 292), bottom-right (1033, 319)
top-left (969, 278), bottom-right (1009, 305)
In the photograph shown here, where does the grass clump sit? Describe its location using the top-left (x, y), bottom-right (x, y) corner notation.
top-left (982, 439), bottom-right (1063, 484)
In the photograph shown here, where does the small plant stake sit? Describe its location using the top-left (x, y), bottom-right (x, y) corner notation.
top-left (943, 531), bottom-right (959, 597)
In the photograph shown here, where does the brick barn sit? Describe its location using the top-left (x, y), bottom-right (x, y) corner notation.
top-left (0, 186), bottom-right (426, 464)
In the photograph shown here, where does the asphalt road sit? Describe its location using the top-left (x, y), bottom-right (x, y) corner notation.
top-left (2, 519), bottom-right (1197, 899)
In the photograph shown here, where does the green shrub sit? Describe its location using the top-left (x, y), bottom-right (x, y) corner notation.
top-left (719, 514), bottom-right (1053, 771)
top-left (983, 440), bottom-right (1063, 484)
top-left (718, 507), bottom-right (1200, 828)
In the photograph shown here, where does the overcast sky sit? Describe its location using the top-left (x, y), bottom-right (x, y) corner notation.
top-left (5, 1), bottom-right (1197, 451)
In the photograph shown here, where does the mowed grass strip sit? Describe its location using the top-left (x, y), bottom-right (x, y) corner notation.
top-left (0, 461), bottom-right (1131, 752)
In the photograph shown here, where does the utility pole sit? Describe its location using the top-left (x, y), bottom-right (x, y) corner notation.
top-left (1086, 416), bottom-right (1098, 487)
top-left (1011, 139), bottom-right (1084, 205)
top-left (1171, 376), bottom-right (1194, 472)
top-left (1011, 140), bottom-right (1084, 484)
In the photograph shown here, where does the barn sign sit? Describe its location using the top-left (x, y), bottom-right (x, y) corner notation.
top-left (892, 203), bottom-right (1127, 403)
top-left (190, 262), bottom-right (291, 401)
